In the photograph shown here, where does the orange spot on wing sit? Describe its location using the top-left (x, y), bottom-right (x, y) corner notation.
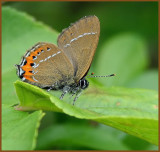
top-left (24, 71), bottom-right (33, 76)
top-left (21, 48), bottom-right (44, 82)
top-left (23, 75), bottom-right (37, 82)
top-left (34, 48), bottom-right (42, 54)
top-left (23, 75), bottom-right (34, 81)
top-left (22, 66), bottom-right (30, 71)
top-left (22, 56), bottom-right (34, 69)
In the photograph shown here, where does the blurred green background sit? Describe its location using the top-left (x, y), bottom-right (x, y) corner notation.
top-left (3, 1), bottom-right (158, 150)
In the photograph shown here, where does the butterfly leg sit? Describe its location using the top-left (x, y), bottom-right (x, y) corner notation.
top-left (60, 86), bottom-right (71, 100)
top-left (70, 88), bottom-right (79, 99)
top-left (73, 90), bottom-right (82, 105)
top-left (70, 87), bottom-right (80, 99)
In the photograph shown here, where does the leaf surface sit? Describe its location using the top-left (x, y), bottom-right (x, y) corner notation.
top-left (15, 80), bottom-right (158, 145)
top-left (2, 105), bottom-right (44, 150)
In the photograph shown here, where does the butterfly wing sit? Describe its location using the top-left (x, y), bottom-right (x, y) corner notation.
top-left (57, 16), bottom-right (100, 83)
top-left (19, 42), bottom-right (74, 88)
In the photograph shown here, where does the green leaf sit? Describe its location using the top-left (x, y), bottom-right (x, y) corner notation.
top-left (2, 104), bottom-right (45, 150)
top-left (2, 69), bottom-right (19, 106)
top-left (36, 124), bottom-right (129, 150)
top-left (94, 33), bottom-right (149, 86)
top-left (14, 80), bottom-right (158, 145)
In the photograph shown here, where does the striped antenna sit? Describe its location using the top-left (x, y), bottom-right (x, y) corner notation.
top-left (87, 73), bottom-right (115, 78)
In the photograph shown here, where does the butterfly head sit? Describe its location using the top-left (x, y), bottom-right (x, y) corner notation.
top-left (79, 78), bottom-right (89, 90)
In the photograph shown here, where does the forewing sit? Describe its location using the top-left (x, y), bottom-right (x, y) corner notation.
top-left (57, 16), bottom-right (100, 82)
top-left (22, 42), bottom-right (74, 88)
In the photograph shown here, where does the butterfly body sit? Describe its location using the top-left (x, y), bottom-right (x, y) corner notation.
top-left (16, 16), bottom-right (100, 104)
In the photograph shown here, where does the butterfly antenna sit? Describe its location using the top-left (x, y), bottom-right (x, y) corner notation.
top-left (87, 73), bottom-right (116, 78)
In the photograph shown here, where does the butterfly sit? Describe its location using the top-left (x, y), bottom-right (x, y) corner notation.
top-left (16, 16), bottom-right (100, 105)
